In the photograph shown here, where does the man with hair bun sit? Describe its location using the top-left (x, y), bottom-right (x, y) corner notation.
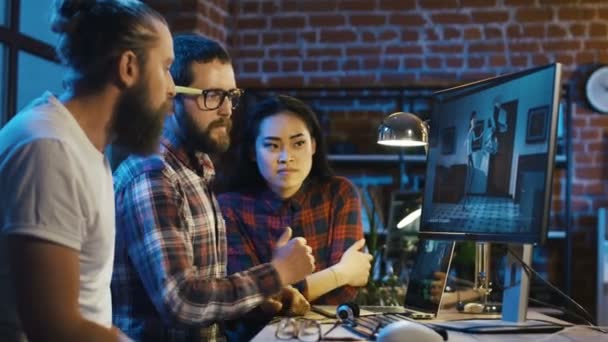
top-left (0, 0), bottom-right (175, 341)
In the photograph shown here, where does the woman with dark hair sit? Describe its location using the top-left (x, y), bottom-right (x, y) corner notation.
top-left (219, 95), bottom-right (372, 306)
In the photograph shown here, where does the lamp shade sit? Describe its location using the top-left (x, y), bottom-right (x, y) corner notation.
top-left (377, 112), bottom-right (428, 147)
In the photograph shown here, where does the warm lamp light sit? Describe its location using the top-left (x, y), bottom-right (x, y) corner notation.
top-left (377, 112), bottom-right (428, 147)
top-left (397, 208), bottom-right (421, 229)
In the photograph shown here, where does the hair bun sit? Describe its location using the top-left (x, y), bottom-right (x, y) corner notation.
top-left (50, 0), bottom-right (96, 34)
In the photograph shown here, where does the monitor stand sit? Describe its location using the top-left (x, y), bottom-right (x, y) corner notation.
top-left (435, 243), bottom-right (564, 333)
top-left (501, 243), bottom-right (532, 322)
top-left (464, 242), bottom-right (532, 320)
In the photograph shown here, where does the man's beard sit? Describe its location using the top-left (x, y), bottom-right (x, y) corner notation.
top-left (183, 111), bottom-right (232, 155)
top-left (111, 79), bottom-right (171, 156)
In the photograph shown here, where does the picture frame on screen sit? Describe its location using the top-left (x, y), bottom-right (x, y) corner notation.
top-left (526, 105), bottom-right (550, 144)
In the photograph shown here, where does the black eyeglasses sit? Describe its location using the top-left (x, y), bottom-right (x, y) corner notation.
top-left (175, 85), bottom-right (243, 110)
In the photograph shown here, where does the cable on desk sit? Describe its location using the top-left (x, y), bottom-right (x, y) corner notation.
top-left (527, 297), bottom-right (596, 328)
top-left (534, 325), bottom-right (608, 342)
top-left (429, 320), bottom-right (567, 335)
top-left (447, 266), bottom-right (603, 334)
top-left (506, 246), bottom-right (604, 333)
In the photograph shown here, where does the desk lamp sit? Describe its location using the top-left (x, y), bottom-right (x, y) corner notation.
top-left (377, 111), bottom-right (427, 228)
top-left (379, 110), bottom-right (428, 190)
top-left (375, 111), bottom-right (427, 283)
top-left (377, 112), bottom-right (428, 148)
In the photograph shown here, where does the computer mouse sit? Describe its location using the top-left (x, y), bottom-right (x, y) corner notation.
top-left (377, 321), bottom-right (446, 342)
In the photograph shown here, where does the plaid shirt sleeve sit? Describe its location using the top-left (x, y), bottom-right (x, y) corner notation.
top-left (316, 177), bottom-right (365, 304)
top-left (117, 168), bottom-right (282, 326)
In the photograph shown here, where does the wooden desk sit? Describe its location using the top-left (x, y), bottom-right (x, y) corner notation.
top-left (252, 310), bottom-right (606, 341)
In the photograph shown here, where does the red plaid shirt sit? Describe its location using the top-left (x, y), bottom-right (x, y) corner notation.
top-left (218, 176), bottom-right (364, 305)
top-left (111, 117), bottom-right (283, 341)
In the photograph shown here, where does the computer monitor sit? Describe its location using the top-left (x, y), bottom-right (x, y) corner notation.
top-left (420, 63), bottom-right (562, 245)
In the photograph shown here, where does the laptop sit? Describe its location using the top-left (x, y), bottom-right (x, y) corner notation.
top-left (313, 239), bottom-right (455, 320)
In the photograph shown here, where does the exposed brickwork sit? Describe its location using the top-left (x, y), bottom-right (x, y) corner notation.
top-left (228, 1), bottom-right (605, 88)
top-left (146, 0), bottom-right (229, 43)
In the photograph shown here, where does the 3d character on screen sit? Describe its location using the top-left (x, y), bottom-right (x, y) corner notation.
top-left (463, 110), bottom-right (483, 209)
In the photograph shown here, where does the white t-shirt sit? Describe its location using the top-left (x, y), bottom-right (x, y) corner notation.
top-left (0, 92), bottom-right (115, 334)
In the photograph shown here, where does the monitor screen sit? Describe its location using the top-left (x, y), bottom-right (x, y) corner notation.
top-left (420, 63), bottom-right (562, 244)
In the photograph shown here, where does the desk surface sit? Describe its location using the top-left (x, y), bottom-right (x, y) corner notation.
top-left (252, 310), bottom-right (607, 341)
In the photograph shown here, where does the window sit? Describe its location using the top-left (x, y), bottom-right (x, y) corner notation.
top-left (0, 44), bottom-right (6, 122)
top-left (0, 0), bottom-right (7, 26)
top-left (0, 0), bottom-right (58, 124)
top-left (17, 51), bottom-right (64, 111)
top-left (19, 0), bottom-right (58, 46)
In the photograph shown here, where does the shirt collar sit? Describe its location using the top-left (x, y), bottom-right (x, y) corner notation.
top-left (160, 115), bottom-right (216, 183)
top-left (260, 180), bottom-right (310, 214)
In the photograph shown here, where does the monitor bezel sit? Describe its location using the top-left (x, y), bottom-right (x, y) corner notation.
top-left (418, 63), bottom-right (562, 245)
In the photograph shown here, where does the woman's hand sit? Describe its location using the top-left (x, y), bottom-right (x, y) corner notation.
top-left (332, 239), bottom-right (373, 287)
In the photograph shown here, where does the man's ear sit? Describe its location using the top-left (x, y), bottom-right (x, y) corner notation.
top-left (117, 50), bottom-right (140, 88)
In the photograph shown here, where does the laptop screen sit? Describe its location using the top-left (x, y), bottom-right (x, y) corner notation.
top-left (403, 239), bottom-right (455, 315)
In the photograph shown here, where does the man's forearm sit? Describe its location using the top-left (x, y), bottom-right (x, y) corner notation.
top-left (7, 236), bottom-right (127, 342)
top-left (154, 263), bottom-right (283, 325)
top-left (70, 321), bottom-right (124, 342)
top-left (24, 318), bottom-right (124, 342)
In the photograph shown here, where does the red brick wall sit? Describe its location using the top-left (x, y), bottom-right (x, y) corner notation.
top-left (147, 0), bottom-right (229, 43)
top-left (154, 0), bottom-right (608, 317)
top-left (230, 0), bottom-right (608, 87)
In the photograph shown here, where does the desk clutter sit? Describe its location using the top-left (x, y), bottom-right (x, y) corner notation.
top-left (263, 309), bottom-right (591, 342)
top-left (298, 303), bottom-right (582, 342)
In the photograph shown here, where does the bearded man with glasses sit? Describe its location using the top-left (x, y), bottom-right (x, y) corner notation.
top-left (110, 34), bottom-right (315, 341)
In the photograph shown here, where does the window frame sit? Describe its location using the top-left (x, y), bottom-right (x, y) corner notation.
top-left (0, 1), bottom-right (58, 124)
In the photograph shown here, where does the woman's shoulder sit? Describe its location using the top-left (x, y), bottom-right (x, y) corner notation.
top-left (316, 176), bottom-right (359, 194)
top-left (328, 175), bottom-right (355, 186)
